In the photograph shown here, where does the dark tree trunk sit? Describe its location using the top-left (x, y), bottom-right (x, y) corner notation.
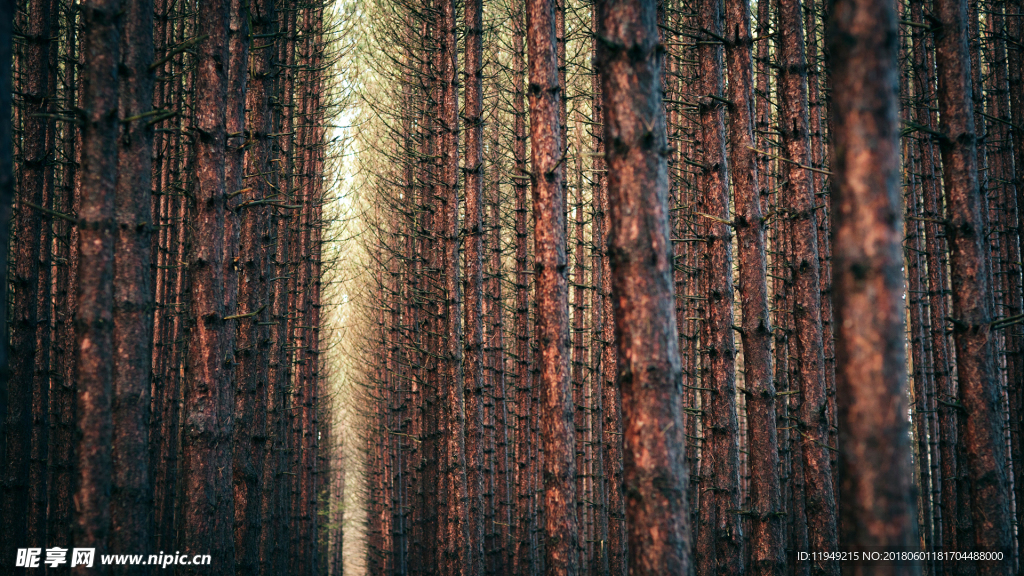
top-left (181, 0), bottom-right (235, 570)
top-left (0, 0), bottom-right (12, 502)
top-left (932, 0), bottom-right (1014, 569)
top-left (595, 0), bottom-right (692, 573)
top-left (693, 0), bottom-right (744, 572)
top-left (261, 6), bottom-right (296, 573)
top-left (464, 0), bottom-right (487, 570)
top-left (827, 0), bottom-right (920, 573)
top-left (776, 0), bottom-right (840, 571)
top-left (230, 0), bottom-right (267, 572)
top-left (74, 1), bottom-right (121, 572)
top-left (511, 0), bottom-right (536, 572)
top-left (29, 0), bottom-right (57, 547)
top-left (2, 0), bottom-right (50, 559)
top-left (723, 0), bottom-right (784, 571)
top-left (47, 0), bottom-right (78, 554)
top-left (111, 0), bottom-right (155, 566)
top-left (1007, 0), bottom-right (1024, 566)
top-left (909, 0), bottom-right (960, 562)
top-left (437, 0), bottom-right (470, 570)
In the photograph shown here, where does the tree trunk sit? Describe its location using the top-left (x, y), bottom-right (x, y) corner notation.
top-left (595, 0), bottom-right (692, 573)
top-left (828, 0), bottom-right (920, 572)
top-left (932, 0), bottom-right (1013, 570)
top-left (0, 0), bottom-right (13, 493)
top-left (437, 0), bottom-right (470, 570)
top-left (511, 0), bottom-right (536, 572)
top-left (111, 0), bottom-right (155, 566)
top-left (723, 0), bottom-right (784, 571)
top-left (74, 1), bottom-right (121, 572)
top-left (776, 0), bottom-right (839, 570)
top-left (526, 0), bottom-right (577, 572)
top-left (181, 0), bottom-right (235, 570)
top-left (2, 0), bottom-right (50, 559)
top-left (230, 0), bottom-right (267, 572)
top-left (464, 0), bottom-right (487, 569)
top-left (693, 0), bottom-right (744, 572)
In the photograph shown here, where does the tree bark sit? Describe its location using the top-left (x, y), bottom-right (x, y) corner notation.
top-left (776, 0), bottom-right (839, 570)
top-left (526, 0), bottom-right (577, 572)
top-left (0, 0), bottom-right (12, 493)
top-left (74, 1), bottom-right (122, 573)
top-left (437, 0), bottom-right (470, 570)
top-left (111, 0), bottom-right (155, 567)
top-left (510, 1), bottom-right (537, 572)
top-left (723, 0), bottom-right (784, 571)
top-left (932, 0), bottom-right (1013, 570)
top-left (464, 0), bottom-right (487, 570)
top-left (693, 0), bottom-right (744, 572)
top-left (828, 0), bottom-right (920, 572)
top-left (908, 0), bottom-right (960, 563)
top-left (230, 0), bottom-right (267, 572)
top-left (595, 0), bottom-right (692, 573)
top-left (180, 0), bottom-right (235, 570)
top-left (2, 0), bottom-right (50, 559)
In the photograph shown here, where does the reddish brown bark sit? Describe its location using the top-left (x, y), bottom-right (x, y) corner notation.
top-left (595, 0), bottom-right (691, 573)
top-left (693, 0), bottom-right (743, 572)
top-left (150, 1), bottom-right (186, 551)
top-left (261, 7), bottom-right (297, 573)
top-left (111, 0), bottom-right (155, 566)
top-left (526, 0), bottom-right (577, 572)
top-left (464, 0), bottom-right (487, 570)
top-left (723, 0), bottom-right (783, 571)
top-left (180, 0), bottom-right (235, 569)
top-left (908, 0), bottom-right (960, 561)
top-left (932, 0), bottom-right (1013, 569)
top-left (776, 0), bottom-right (839, 569)
top-left (510, 1), bottom-right (537, 572)
top-left (74, 1), bottom-right (121, 572)
top-left (229, 0), bottom-right (265, 572)
top-left (588, 21), bottom-right (611, 573)
top-left (828, 0), bottom-right (920, 572)
top-left (437, 0), bottom-right (469, 570)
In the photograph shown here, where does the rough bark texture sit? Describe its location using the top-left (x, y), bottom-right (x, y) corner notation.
top-left (111, 0), bottom-right (155, 567)
top-left (724, 0), bottom-right (783, 571)
top-left (595, 0), bottom-right (691, 573)
top-left (464, 0), bottom-right (487, 570)
top-left (589, 21), bottom-right (611, 573)
top-left (438, 0), bottom-right (470, 571)
top-left (230, 0), bottom-right (264, 572)
top-left (2, 0), bottom-right (49, 560)
top-left (694, 0), bottom-right (744, 572)
top-left (526, 0), bottom-right (578, 572)
top-left (0, 0), bottom-right (13, 541)
top-left (181, 0), bottom-right (235, 570)
top-left (776, 0), bottom-right (839, 570)
top-left (510, 1), bottom-right (536, 572)
top-left (908, 0), bottom-right (959, 562)
top-left (827, 0), bottom-right (920, 573)
top-left (74, 1), bottom-right (121, 573)
top-left (932, 0), bottom-right (1013, 570)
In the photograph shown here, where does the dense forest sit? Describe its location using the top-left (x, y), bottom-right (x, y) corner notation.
top-left (0, 0), bottom-right (1021, 574)
top-left (0, 0), bottom-right (350, 574)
